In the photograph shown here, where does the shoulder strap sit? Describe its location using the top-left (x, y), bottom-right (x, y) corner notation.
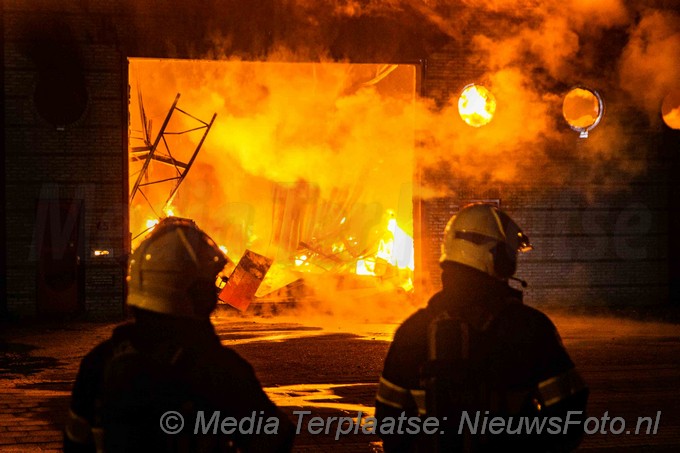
top-left (423, 295), bottom-right (520, 403)
top-left (96, 337), bottom-right (197, 449)
top-left (427, 311), bottom-right (469, 362)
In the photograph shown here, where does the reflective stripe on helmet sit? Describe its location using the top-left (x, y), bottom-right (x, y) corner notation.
top-left (176, 227), bottom-right (200, 267)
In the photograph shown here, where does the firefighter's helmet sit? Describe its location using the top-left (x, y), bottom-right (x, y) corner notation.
top-left (440, 203), bottom-right (532, 280)
top-left (127, 217), bottom-right (227, 319)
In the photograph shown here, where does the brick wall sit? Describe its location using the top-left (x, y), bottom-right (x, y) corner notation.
top-left (3, 1), bottom-right (128, 319)
top-left (2, 1), bottom-right (676, 318)
top-left (416, 44), bottom-right (672, 308)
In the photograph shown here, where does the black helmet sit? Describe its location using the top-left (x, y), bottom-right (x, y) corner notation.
top-left (127, 217), bottom-right (227, 319)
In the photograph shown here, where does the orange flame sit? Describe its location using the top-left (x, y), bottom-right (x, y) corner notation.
top-left (145, 218), bottom-right (159, 230)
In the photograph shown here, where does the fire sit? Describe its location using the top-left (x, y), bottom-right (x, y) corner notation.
top-left (134, 207), bottom-right (178, 247)
top-left (294, 254), bottom-right (309, 267)
top-left (356, 213), bottom-right (414, 278)
top-left (458, 84), bottom-right (496, 127)
top-left (128, 59), bottom-right (417, 304)
top-left (146, 218), bottom-right (159, 230)
top-left (354, 211), bottom-right (415, 295)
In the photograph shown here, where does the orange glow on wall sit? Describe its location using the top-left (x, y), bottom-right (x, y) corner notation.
top-left (458, 84), bottom-right (496, 127)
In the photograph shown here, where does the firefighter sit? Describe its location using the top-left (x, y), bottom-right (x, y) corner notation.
top-left (64, 217), bottom-right (294, 453)
top-left (375, 203), bottom-right (588, 452)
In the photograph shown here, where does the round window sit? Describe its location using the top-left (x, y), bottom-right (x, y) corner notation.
top-left (458, 84), bottom-right (496, 128)
top-left (661, 90), bottom-right (680, 130)
top-left (562, 87), bottom-right (604, 138)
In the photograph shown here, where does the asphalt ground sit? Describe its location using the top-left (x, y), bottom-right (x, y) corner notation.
top-left (1, 307), bottom-right (680, 452)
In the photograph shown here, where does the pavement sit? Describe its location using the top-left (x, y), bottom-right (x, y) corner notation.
top-left (1, 305), bottom-right (680, 452)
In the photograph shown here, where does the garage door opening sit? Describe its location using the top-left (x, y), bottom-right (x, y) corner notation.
top-left (128, 58), bottom-right (417, 313)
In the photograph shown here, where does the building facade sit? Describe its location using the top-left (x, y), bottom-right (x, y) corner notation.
top-left (3, 0), bottom-right (678, 319)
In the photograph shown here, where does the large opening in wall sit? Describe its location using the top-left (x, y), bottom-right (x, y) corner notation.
top-left (127, 58), bottom-right (418, 313)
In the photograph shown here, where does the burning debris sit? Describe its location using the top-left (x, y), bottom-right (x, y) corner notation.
top-left (129, 60), bottom-right (417, 312)
top-left (129, 91), bottom-right (218, 248)
top-left (218, 250), bottom-right (273, 311)
top-left (126, 1), bottom-right (680, 313)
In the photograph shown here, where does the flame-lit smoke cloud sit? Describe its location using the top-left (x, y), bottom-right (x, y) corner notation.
top-left (127, 1), bottom-right (680, 192)
top-left (618, 9), bottom-right (680, 119)
top-left (130, 59), bottom-right (423, 320)
top-left (405, 0), bottom-right (678, 192)
top-left (127, 1), bottom-right (679, 320)
top-left (129, 60), bottom-right (417, 257)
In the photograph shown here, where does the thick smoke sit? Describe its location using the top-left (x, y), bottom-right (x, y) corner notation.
top-left (129, 59), bottom-right (416, 241)
top-left (128, 1), bottom-right (680, 191)
top-left (128, 1), bottom-right (680, 322)
top-left (409, 0), bottom-right (678, 192)
top-left (129, 59), bottom-right (424, 320)
top-left (618, 9), bottom-right (680, 119)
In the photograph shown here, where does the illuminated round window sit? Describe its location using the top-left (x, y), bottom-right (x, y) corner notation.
top-left (562, 87), bottom-right (604, 138)
top-left (661, 90), bottom-right (680, 130)
top-left (458, 84), bottom-right (496, 127)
